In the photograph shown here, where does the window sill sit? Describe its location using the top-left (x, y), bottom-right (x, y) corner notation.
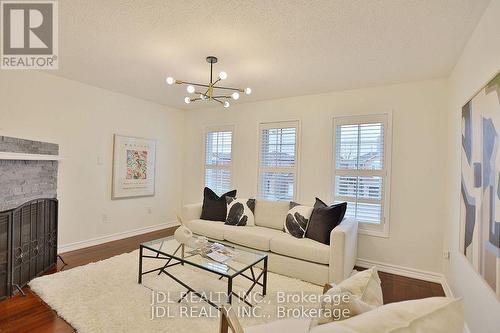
top-left (358, 227), bottom-right (389, 238)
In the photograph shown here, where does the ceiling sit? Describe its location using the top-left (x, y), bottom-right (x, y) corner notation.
top-left (53, 0), bottom-right (491, 109)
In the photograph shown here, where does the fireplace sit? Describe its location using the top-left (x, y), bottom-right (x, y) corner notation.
top-left (0, 198), bottom-right (58, 300)
top-left (0, 136), bottom-right (60, 300)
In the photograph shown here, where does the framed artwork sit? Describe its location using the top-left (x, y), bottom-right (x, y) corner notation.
top-left (460, 72), bottom-right (500, 300)
top-left (112, 134), bottom-right (156, 199)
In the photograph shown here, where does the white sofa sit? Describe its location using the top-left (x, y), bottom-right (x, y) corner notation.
top-left (182, 199), bottom-right (358, 285)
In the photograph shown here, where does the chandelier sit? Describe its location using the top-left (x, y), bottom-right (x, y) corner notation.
top-left (165, 56), bottom-right (251, 108)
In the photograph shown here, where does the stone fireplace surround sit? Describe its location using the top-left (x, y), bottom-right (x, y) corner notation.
top-left (0, 136), bottom-right (59, 212)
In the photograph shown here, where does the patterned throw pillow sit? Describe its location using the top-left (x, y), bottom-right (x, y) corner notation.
top-left (225, 198), bottom-right (256, 226)
top-left (284, 202), bottom-right (313, 238)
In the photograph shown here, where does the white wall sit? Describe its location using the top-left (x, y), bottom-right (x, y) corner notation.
top-left (0, 71), bottom-right (185, 249)
top-left (183, 79), bottom-right (448, 274)
top-left (444, 0), bottom-right (500, 332)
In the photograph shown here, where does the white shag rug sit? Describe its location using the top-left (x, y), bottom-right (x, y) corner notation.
top-left (30, 247), bottom-right (322, 333)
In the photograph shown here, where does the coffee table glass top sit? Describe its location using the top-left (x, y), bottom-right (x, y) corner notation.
top-left (141, 236), bottom-right (267, 277)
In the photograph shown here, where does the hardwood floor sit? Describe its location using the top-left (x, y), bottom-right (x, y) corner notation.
top-left (0, 228), bottom-right (444, 333)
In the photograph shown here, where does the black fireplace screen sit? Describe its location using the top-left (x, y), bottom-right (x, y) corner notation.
top-left (0, 198), bottom-right (58, 300)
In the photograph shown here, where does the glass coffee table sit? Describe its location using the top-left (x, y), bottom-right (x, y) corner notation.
top-left (138, 236), bottom-right (268, 309)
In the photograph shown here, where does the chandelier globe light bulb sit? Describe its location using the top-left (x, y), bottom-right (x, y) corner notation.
top-left (166, 77), bottom-right (175, 85)
top-left (186, 85), bottom-right (195, 94)
top-left (184, 97), bottom-right (191, 104)
top-left (219, 71), bottom-right (228, 80)
top-left (231, 92), bottom-right (240, 100)
top-left (245, 87), bottom-right (252, 95)
top-left (223, 101), bottom-right (230, 108)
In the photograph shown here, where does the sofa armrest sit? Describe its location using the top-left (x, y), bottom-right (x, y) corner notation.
top-left (182, 203), bottom-right (202, 223)
top-left (329, 217), bottom-right (358, 284)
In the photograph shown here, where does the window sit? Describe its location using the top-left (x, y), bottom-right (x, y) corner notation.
top-left (333, 114), bottom-right (391, 236)
top-left (205, 127), bottom-right (233, 195)
top-left (258, 121), bottom-right (299, 200)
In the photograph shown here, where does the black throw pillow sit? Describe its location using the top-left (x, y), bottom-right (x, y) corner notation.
top-left (305, 198), bottom-right (347, 245)
top-left (200, 187), bottom-right (237, 222)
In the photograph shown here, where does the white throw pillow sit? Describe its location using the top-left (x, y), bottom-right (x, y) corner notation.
top-left (309, 297), bottom-right (464, 333)
top-left (225, 198), bottom-right (255, 226)
top-left (312, 267), bottom-right (383, 326)
top-left (335, 266), bottom-right (383, 307)
top-left (284, 202), bottom-right (314, 238)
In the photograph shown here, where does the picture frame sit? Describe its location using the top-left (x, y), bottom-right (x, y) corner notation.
top-left (459, 71), bottom-right (500, 300)
top-left (112, 134), bottom-right (156, 199)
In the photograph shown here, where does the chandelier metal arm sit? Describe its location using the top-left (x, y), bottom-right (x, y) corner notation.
top-left (212, 98), bottom-right (224, 105)
top-left (212, 95), bottom-right (232, 99)
top-left (176, 81), bottom-right (211, 89)
top-left (211, 85), bottom-right (243, 92)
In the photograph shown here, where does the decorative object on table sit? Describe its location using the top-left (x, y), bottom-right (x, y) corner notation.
top-left (460, 71), bottom-right (500, 300)
top-left (305, 198), bottom-right (347, 245)
top-left (112, 135), bottom-right (156, 199)
top-left (173, 213), bottom-right (195, 246)
top-left (225, 198), bottom-right (256, 226)
top-left (174, 226), bottom-right (193, 245)
top-left (284, 202), bottom-right (313, 238)
top-left (201, 187), bottom-right (237, 222)
top-left (201, 243), bottom-right (237, 263)
top-left (165, 56), bottom-right (252, 108)
top-left (192, 236), bottom-right (209, 249)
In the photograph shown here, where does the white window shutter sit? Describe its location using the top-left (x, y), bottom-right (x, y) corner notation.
top-left (258, 122), bottom-right (298, 201)
top-left (334, 116), bottom-right (388, 227)
top-left (205, 129), bottom-right (233, 195)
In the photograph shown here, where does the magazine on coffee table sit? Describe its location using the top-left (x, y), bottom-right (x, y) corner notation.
top-left (202, 243), bottom-right (237, 263)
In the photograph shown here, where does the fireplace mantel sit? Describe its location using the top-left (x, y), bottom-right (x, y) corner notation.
top-left (0, 152), bottom-right (63, 161)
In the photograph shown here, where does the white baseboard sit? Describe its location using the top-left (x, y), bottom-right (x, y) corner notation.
top-left (440, 277), bottom-right (454, 298)
top-left (356, 258), bottom-right (444, 283)
top-left (356, 258), bottom-right (455, 297)
top-left (58, 221), bottom-right (179, 254)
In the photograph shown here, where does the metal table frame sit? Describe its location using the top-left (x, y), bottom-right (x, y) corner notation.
top-left (138, 240), bottom-right (268, 310)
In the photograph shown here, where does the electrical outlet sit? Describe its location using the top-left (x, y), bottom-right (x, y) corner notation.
top-left (147, 207), bottom-right (152, 214)
top-left (102, 214), bottom-right (109, 223)
top-left (443, 251), bottom-right (450, 260)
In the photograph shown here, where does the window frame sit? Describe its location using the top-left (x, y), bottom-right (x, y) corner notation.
top-left (204, 125), bottom-right (235, 195)
top-left (332, 113), bottom-right (392, 238)
top-left (257, 120), bottom-right (300, 201)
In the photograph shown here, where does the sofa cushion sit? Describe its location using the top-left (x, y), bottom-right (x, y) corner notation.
top-left (224, 226), bottom-right (283, 251)
top-left (254, 199), bottom-right (290, 230)
top-left (309, 297), bottom-right (463, 333)
top-left (185, 219), bottom-right (227, 240)
top-left (270, 233), bottom-right (330, 264)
